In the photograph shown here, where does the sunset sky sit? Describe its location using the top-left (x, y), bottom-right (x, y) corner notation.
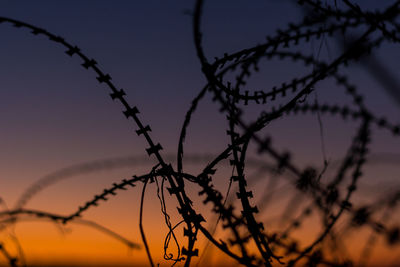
top-left (0, 0), bottom-right (399, 266)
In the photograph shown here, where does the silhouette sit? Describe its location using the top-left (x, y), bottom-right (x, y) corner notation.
top-left (0, 0), bottom-right (400, 266)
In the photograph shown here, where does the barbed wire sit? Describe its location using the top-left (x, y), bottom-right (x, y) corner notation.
top-left (1, 0), bottom-right (400, 266)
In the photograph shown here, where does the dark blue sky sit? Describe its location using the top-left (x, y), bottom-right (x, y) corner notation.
top-left (0, 0), bottom-right (398, 180)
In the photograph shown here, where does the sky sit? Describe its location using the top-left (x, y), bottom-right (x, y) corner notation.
top-left (0, 0), bottom-right (399, 266)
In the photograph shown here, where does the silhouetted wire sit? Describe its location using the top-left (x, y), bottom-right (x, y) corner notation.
top-left (1, 0), bottom-right (400, 265)
top-left (139, 177), bottom-right (155, 267)
top-left (154, 175), bottom-right (184, 265)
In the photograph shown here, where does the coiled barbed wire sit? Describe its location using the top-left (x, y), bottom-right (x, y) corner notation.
top-left (0, 0), bottom-right (400, 266)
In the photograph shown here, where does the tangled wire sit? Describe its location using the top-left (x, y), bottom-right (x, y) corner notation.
top-left (1, 0), bottom-right (400, 266)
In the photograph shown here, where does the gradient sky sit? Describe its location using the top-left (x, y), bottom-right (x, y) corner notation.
top-left (0, 1), bottom-right (399, 266)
